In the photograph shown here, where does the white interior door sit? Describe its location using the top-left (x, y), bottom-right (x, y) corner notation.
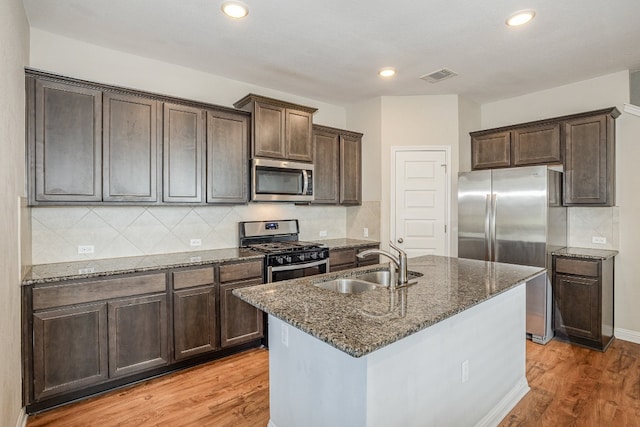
top-left (393, 149), bottom-right (448, 258)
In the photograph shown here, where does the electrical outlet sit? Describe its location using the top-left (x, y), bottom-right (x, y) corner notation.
top-left (78, 245), bottom-right (94, 254)
top-left (363, 227), bottom-right (369, 238)
top-left (190, 239), bottom-right (202, 247)
top-left (592, 236), bottom-right (607, 244)
top-left (78, 267), bottom-right (95, 274)
top-left (190, 256), bottom-right (202, 263)
top-left (461, 360), bottom-right (469, 383)
top-left (281, 324), bottom-right (289, 347)
top-left (319, 230), bottom-right (328, 237)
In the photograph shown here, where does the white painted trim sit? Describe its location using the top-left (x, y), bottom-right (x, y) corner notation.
top-left (475, 378), bottom-right (530, 427)
top-left (614, 328), bottom-right (640, 344)
top-left (390, 145), bottom-right (452, 256)
top-left (15, 408), bottom-right (28, 427)
top-left (267, 420), bottom-right (278, 427)
top-left (623, 103), bottom-right (640, 117)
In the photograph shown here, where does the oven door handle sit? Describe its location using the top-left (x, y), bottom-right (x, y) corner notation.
top-left (267, 259), bottom-right (329, 282)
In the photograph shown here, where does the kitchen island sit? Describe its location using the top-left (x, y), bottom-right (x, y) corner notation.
top-left (234, 255), bottom-right (545, 427)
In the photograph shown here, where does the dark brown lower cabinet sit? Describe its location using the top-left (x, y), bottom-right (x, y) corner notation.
top-left (553, 255), bottom-right (614, 351)
top-left (220, 278), bottom-right (264, 348)
top-left (32, 303), bottom-right (108, 401)
top-left (108, 294), bottom-right (169, 378)
top-left (173, 285), bottom-right (218, 361)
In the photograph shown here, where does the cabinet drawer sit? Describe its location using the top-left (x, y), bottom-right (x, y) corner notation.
top-left (329, 248), bottom-right (357, 267)
top-left (555, 258), bottom-right (599, 277)
top-left (172, 267), bottom-right (215, 290)
top-left (33, 273), bottom-right (167, 311)
top-left (219, 260), bottom-right (263, 283)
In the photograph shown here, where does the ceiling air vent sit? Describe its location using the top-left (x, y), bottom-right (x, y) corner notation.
top-left (420, 68), bottom-right (458, 83)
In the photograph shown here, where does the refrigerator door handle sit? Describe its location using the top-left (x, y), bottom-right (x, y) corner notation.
top-left (484, 194), bottom-right (492, 261)
top-left (491, 194), bottom-right (498, 262)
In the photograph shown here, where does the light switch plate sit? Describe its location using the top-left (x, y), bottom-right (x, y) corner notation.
top-left (190, 239), bottom-right (202, 247)
top-left (592, 236), bottom-right (607, 244)
top-left (78, 245), bottom-right (94, 254)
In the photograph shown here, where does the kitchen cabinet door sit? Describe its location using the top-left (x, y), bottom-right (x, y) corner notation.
top-left (32, 303), bottom-right (108, 400)
top-left (206, 109), bottom-right (249, 203)
top-left (103, 93), bottom-right (160, 202)
top-left (30, 78), bottom-right (102, 203)
top-left (108, 293), bottom-right (169, 378)
top-left (286, 108), bottom-right (314, 162)
top-left (163, 103), bottom-right (204, 203)
top-left (512, 123), bottom-right (562, 166)
top-left (312, 128), bottom-right (340, 204)
top-left (554, 273), bottom-right (600, 341)
top-left (329, 248), bottom-right (357, 272)
top-left (563, 113), bottom-right (616, 206)
top-left (340, 133), bottom-right (362, 205)
top-left (471, 131), bottom-right (511, 170)
top-left (357, 245), bottom-right (380, 267)
top-left (220, 278), bottom-right (264, 348)
top-left (173, 286), bottom-right (218, 361)
top-left (253, 100), bottom-right (286, 159)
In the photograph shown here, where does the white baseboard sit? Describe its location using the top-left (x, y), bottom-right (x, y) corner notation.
top-left (615, 328), bottom-right (640, 344)
top-left (16, 408), bottom-right (27, 427)
top-left (267, 420), bottom-right (278, 427)
top-left (475, 377), bottom-right (530, 427)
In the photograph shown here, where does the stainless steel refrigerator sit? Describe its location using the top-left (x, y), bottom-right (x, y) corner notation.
top-left (458, 165), bottom-right (566, 344)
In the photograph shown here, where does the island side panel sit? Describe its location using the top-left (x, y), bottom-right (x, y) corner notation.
top-left (366, 283), bottom-right (528, 427)
top-left (267, 283), bottom-right (528, 427)
top-left (268, 316), bottom-right (368, 427)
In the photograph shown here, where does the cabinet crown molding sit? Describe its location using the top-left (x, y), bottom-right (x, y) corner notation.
top-left (233, 93), bottom-right (318, 114)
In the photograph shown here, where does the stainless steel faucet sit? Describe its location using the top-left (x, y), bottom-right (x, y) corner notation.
top-left (357, 242), bottom-right (408, 289)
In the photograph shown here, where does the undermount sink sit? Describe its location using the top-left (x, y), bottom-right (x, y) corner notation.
top-left (355, 270), bottom-right (423, 287)
top-left (314, 278), bottom-right (377, 294)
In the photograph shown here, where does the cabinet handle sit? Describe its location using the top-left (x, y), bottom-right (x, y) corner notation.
top-left (397, 238), bottom-right (404, 244)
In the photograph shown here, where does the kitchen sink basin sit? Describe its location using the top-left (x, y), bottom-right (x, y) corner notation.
top-left (314, 278), bottom-right (377, 294)
top-left (355, 270), bottom-right (423, 287)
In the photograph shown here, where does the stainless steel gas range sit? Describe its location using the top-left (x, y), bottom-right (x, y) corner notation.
top-left (239, 219), bottom-right (330, 283)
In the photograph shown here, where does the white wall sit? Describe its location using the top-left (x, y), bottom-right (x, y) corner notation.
top-left (0, 0), bottom-right (29, 425)
top-left (30, 29), bottom-right (347, 128)
top-left (481, 71), bottom-right (640, 338)
top-left (379, 95), bottom-right (461, 253)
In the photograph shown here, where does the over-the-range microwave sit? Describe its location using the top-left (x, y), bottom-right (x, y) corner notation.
top-left (251, 158), bottom-right (314, 202)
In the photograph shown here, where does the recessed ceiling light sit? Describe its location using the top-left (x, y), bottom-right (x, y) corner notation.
top-left (221, 1), bottom-right (249, 19)
top-left (505, 9), bottom-right (536, 27)
top-left (379, 67), bottom-right (396, 78)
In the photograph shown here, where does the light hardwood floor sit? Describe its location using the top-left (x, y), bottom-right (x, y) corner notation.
top-left (27, 339), bottom-right (640, 426)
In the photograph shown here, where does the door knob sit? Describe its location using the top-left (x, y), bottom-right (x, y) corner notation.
top-left (397, 238), bottom-right (404, 244)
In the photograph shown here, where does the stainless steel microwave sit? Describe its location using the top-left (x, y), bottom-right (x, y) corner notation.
top-left (251, 158), bottom-right (314, 202)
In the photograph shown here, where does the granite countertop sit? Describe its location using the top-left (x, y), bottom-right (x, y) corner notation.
top-left (22, 248), bottom-right (263, 286)
top-left (313, 238), bottom-right (379, 250)
top-left (552, 247), bottom-right (618, 260)
top-left (234, 255), bottom-right (545, 358)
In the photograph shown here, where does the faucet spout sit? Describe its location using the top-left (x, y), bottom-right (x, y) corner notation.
top-left (357, 242), bottom-right (408, 288)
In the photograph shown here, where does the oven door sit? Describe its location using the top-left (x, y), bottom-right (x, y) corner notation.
top-left (267, 259), bottom-right (329, 283)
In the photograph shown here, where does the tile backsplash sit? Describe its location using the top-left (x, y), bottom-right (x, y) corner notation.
top-left (31, 204), bottom-right (363, 264)
top-left (567, 206), bottom-right (619, 250)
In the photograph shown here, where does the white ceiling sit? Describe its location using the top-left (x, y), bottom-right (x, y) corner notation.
top-left (22, 0), bottom-right (640, 105)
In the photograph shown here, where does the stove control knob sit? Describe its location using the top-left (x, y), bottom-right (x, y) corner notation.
top-left (310, 252), bottom-right (318, 259)
top-left (318, 252), bottom-right (325, 259)
top-left (276, 256), bottom-right (284, 265)
top-left (285, 256), bottom-right (292, 263)
top-left (298, 254), bottom-right (305, 261)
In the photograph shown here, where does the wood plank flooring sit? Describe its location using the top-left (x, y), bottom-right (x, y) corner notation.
top-left (27, 339), bottom-right (640, 426)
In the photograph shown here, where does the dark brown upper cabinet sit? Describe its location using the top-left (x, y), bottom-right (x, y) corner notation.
top-left (103, 93), bottom-right (160, 202)
top-left (471, 123), bottom-right (562, 170)
top-left (312, 125), bottom-right (363, 205)
top-left (234, 94), bottom-right (317, 162)
top-left (471, 131), bottom-right (512, 170)
top-left (26, 70), bottom-right (250, 206)
top-left (563, 108), bottom-right (619, 206)
top-left (469, 107), bottom-right (619, 207)
top-left (28, 77), bottom-right (103, 203)
top-left (206, 109), bottom-right (250, 203)
top-left (163, 103), bottom-right (205, 203)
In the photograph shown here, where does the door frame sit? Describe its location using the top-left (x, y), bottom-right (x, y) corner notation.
top-left (390, 146), bottom-right (451, 257)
